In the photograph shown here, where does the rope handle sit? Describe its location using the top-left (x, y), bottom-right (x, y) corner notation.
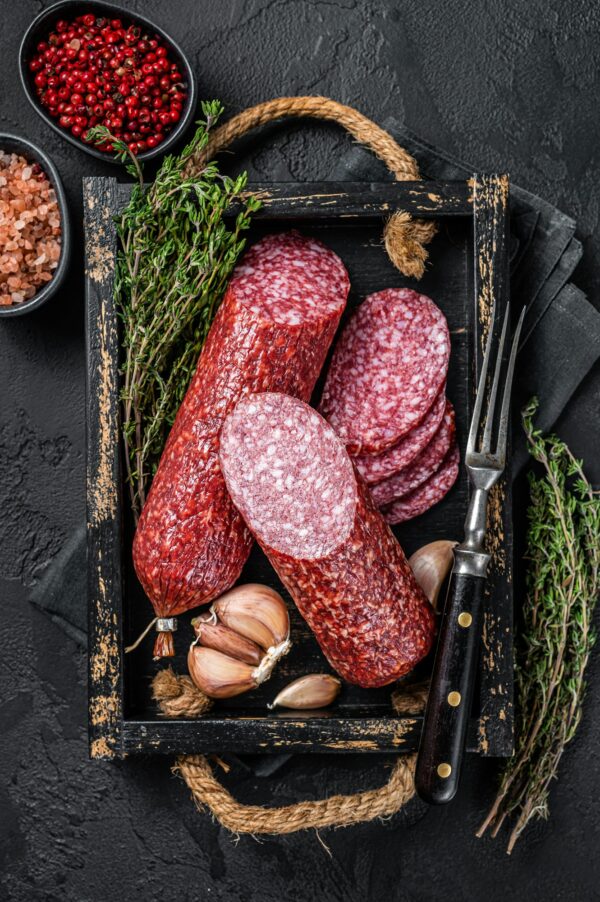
top-left (157, 98), bottom-right (435, 832)
top-left (153, 669), bottom-right (427, 835)
top-left (185, 96), bottom-right (436, 280)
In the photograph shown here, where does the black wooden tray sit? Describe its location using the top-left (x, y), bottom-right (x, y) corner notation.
top-left (85, 176), bottom-right (513, 759)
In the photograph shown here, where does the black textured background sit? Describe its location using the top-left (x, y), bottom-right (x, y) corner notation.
top-left (2, 2), bottom-right (600, 899)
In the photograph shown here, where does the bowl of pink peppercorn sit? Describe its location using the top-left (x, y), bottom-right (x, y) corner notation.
top-left (19, 0), bottom-right (197, 162)
top-left (0, 133), bottom-right (70, 317)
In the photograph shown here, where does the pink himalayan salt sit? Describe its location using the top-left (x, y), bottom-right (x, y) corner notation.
top-left (0, 151), bottom-right (61, 306)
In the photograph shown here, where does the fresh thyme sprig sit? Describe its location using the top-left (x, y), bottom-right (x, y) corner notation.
top-left (478, 398), bottom-right (600, 853)
top-left (88, 102), bottom-right (260, 521)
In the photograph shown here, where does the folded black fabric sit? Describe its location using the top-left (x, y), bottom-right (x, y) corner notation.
top-left (514, 283), bottom-right (600, 471)
top-left (521, 237), bottom-right (583, 345)
top-left (28, 524), bottom-right (87, 646)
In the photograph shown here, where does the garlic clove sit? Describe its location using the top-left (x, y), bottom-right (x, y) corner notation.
top-left (408, 540), bottom-right (457, 609)
top-left (192, 613), bottom-right (263, 666)
top-left (212, 583), bottom-right (290, 650)
top-left (216, 612), bottom-right (275, 652)
top-left (269, 674), bottom-right (342, 710)
top-left (187, 645), bottom-right (257, 699)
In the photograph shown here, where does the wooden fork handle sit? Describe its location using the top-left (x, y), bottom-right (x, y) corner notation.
top-left (415, 570), bottom-right (485, 804)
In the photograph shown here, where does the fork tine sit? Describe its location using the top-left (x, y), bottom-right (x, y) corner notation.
top-left (494, 305), bottom-right (526, 461)
top-left (467, 301), bottom-right (497, 454)
top-left (481, 303), bottom-right (511, 453)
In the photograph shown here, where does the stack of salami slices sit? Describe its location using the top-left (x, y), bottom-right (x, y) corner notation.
top-left (319, 288), bottom-right (459, 523)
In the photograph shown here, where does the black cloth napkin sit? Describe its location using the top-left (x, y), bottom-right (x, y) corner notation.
top-left (30, 127), bottom-right (600, 649)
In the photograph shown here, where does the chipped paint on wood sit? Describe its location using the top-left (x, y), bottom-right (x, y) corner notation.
top-left (84, 185), bottom-right (114, 285)
top-left (85, 178), bottom-right (123, 760)
top-left (473, 173), bottom-right (514, 756)
top-left (88, 306), bottom-right (118, 526)
top-left (229, 180), bottom-right (473, 219)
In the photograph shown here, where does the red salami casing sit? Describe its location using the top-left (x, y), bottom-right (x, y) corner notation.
top-left (219, 393), bottom-right (436, 687)
top-left (132, 234), bottom-right (349, 657)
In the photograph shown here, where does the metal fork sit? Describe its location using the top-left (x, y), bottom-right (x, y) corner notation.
top-left (415, 302), bottom-right (526, 805)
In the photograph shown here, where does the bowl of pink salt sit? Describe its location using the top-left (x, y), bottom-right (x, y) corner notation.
top-left (0, 133), bottom-right (70, 316)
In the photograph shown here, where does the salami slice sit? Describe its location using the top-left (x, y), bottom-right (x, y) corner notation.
top-left (219, 393), bottom-right (436, 687)
top-left (133, 233), bottom-right (349, 657)
top-left (354, 387), bottom-right (447, 485)
top-left (383, 442), bottom-right (460, 525)
top-left (371, 401), bottom-right (456, 507)
top-left (319, 288), bottom-right (450, 454)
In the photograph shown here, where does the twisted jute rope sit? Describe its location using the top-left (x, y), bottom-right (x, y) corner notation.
top-left (152, 669), bottom-right (428, 835)
top-left (184, 96), bottom-right (437, 280)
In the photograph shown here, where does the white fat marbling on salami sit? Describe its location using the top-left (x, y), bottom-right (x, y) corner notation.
top-left (371, 401), bottom-right (456, 506)
top-left (382, 441), bottom-right (460, 524)
top-left (230, 231), bottom-right (349, 325)
top-left (319, 288), bottom-right (450, 454)
top-left (220, 393), bottom-right (357, 559)
top-left (354, 387), bottom-right (447, 484)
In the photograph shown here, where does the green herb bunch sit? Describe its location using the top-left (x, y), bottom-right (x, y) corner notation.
top-left (89, 102), bottom-right (260, 521)
top-left (478, 399), bottom-right (600, 853)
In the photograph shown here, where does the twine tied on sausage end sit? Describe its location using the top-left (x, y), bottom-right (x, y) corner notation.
top-left (152, 668), bottom-right (428, 836)
top-left (185, 96), bottom-right (437, 280)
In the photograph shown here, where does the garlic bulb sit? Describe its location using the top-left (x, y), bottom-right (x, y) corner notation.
top-left (187, 584), bottom-right (291, 699)
top-left (408, 540), bottom-right (457, 609)
top-left (269, 674), bottom-right (342, 710)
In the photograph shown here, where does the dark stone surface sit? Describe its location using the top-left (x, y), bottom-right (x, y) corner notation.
top-left (1, 1), bottom-right (599, 899)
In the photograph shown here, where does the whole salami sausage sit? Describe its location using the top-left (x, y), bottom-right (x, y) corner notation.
top-left (219, 392), bottom-right (436, 687)
top-left (133, 233), bottom-right (349, 657)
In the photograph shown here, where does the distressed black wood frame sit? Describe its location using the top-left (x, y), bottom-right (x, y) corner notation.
top-left (85, 175), bottom-right (511, 759)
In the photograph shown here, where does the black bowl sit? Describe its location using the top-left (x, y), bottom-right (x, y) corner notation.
top-left (0, 133), bottom-right (71, 317)
top-left (19, 0), bottom-right (197, 164)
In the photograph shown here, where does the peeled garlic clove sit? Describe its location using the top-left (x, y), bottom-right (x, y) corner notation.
top-left (270, 674), bottom-right (342, 710)
top-left (192, 613), bottom-right (263, 666)
top-left (188, 645), bottom-right (257, 699)
top-left (213, 583), bottom-right (290, 650)
top-left (408, 540), bottom-right (457, 609)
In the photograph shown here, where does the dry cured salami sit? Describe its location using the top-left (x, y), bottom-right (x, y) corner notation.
top-left (319, 288), bottom-right (450, 455)
top-left (133, 233), bottom-right (349, 657)
top-left (383, 442), bottom-right (460, 525)
top-left (354, 387), bottom-right (447, 485)
top-left (371, 401), bottom-right (456, 507)
top-left (219, 393), bottom-right (436, 687)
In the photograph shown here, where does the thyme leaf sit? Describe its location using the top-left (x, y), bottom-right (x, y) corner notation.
top-left (478, 398), bottom-right (600, 853)
top-left (89, 102), bottom-right (260, 521)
